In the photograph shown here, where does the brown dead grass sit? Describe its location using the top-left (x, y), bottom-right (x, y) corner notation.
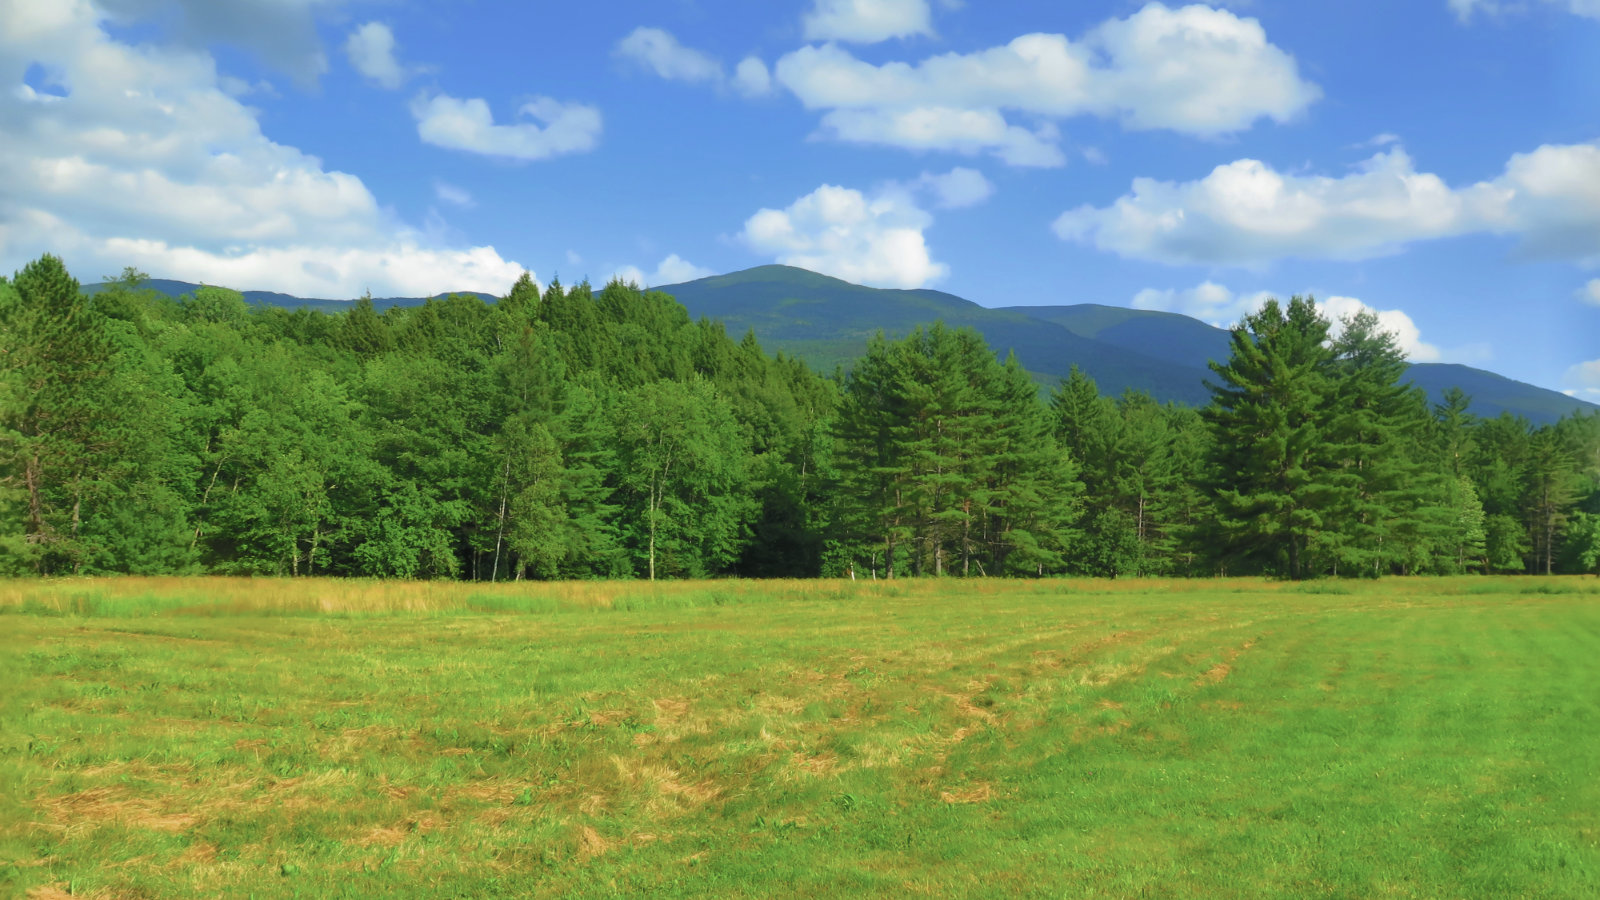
top-left (940, 783), bottom-right (993, 805)
top-left (791, 751), bottom-right (840, 776)
top-left (578, 825), bottom-right (613, 858)
top-left (1193, 638), bottom-right (1259, 687)
top-left (42, 787), bottom-right (198, 834)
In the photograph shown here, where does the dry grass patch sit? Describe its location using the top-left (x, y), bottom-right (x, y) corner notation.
top-left (940, 782), bottom-right (994, 805)
top-left (577, 825), bottom-right (613, 859)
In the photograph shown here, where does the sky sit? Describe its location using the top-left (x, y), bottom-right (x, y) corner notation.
top-left (0, 0), bottom-right (1596, 398)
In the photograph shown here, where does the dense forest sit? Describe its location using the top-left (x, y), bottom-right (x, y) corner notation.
top-left (2, 254), bottom-right (1596, 580)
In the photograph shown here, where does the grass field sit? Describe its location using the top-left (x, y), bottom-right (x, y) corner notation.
top-left (2, 576), bottom-right (1598, 898)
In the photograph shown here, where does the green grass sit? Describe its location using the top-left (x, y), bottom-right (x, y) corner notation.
top-left (3, 576), bottom-right (1598, 898)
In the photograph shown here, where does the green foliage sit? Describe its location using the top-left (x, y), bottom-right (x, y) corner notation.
top-left (1, 252), bottom-right (1595, 582)
top-left (1202, 297), bottom-right (1338, 579)
top-left (833, 326), bottom-right (1081, 578)
top-left (611, 378), bottom-right (752, 579)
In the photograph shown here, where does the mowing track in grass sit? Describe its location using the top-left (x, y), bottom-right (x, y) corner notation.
top-left (2, 576), bottom-right (1597, 898)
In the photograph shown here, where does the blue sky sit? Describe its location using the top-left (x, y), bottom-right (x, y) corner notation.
top-left (1, 0), bottom-right (1596, 397)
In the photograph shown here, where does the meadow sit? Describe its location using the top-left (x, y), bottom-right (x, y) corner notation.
top-left (2, 576), bottom-right (1597, 898)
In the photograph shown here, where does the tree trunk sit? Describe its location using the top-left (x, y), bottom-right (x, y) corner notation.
top-left (491, 457), bottom-right (510, 582)
top-left (648, 471), bottom-right (659, 582)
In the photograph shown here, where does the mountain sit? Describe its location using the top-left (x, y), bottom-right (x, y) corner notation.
top-left (85, 268), bottom-right (1596, 424)
top-left (998, 304), bottom-right (1232, 371)
top-left (656, 266), bottom-right (1217, 405)
top-left (658, 267), bottom-right (1595, 425)
top-left (81, 278), bottom-right (495, 314)
top-left (995, 303), bottom-right (1591, 423)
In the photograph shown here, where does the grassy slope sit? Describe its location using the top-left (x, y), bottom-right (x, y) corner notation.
top-left (3, 577), bottom-right (1597, 898)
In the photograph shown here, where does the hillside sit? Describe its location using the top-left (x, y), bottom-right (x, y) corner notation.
top-left (657, 266), bottom-right (1217, 405)
top-left (998, 303), bottom-right (1591, 423)
top-left (86, 268), bottom-right (1597, 424)
top-left (659, 268), bottom-right (1595, 424)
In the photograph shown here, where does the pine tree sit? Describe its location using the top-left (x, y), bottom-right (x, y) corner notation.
top-left (0, 255), bottom-right (123, 573)
top-left (1323, 311), bottom-right (1447, 576)
top-left (1202, 297), bottom-right (1337, 579)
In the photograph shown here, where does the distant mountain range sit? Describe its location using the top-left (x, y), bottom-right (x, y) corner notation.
top-left (81, 278), bottom-right (496, 314)
top-left (86, 268), bottom-right (1596, 425)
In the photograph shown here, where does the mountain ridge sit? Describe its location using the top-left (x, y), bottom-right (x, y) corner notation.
top-left (84, 267), bottom-right (1595, 425)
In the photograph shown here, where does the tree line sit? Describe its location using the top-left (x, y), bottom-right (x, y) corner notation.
top-left (2, 254), bottom-right (1595, 580)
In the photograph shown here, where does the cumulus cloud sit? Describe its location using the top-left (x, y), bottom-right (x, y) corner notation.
top-left (915, 167), bottom-right (994, 208)
top-left (1451, 0), bottom-right (1600, 21)
top-left (1054, 142), bottom-right (1600, 265)
top-left (1132, 283), bottom-right (1448, 362)
top-left (1565, 358), bottom-right (1600, 399)
top-left (774, 4), bottom-right (1318, 164)
top-left (1131, 281), bottom-right (1275, 327)
top-left (95, 0), bottom-right (340, 86)
top-left (613, 30), bottom-right (776, 99)
top-left (740, 184), bottom-right (947, 289)
top-left (1582, 279), bottom-right (1600, 306)
top-left (611, 254), bottom-right (716, 288)
top-left (0, 0), bottom-right (528, 298)
top-left (614, 27), bottom-right (723, 84)
top-left (1318, 295), bottom-right (1443, 363)
top-left (733, 56), bottom-right (773, 97)
top-left (802, 0), bottom-right (935, 43)
top-left (412, 93), bottom-right (602, 161)
top-left (344, 21), bottom-right (406, 89)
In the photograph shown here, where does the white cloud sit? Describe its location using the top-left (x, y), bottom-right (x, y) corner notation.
top-left (915, 166), bottom-right (994, 209)
top-left (1054, 141), bottom-right (1600, 265)
top-left (614, 27), bottom-right (722, 84)
top-left (95, 0), bottom-right (339, 86)
top-left (740, 183), bottom-right (947, 289)
top-left (412, 93), bottom-right (602, 161)
top-left (733, 56), bottom-right (773, 97)
top-left (1132, 281), bottom-right (1274, 327)
top-left (1565, 359), bottom-right (1600, 399)
top-left (344, 22), bottom-right (405, 89)
top-left (774, 4), bottom-right (1318, 164)
top-left (434, 181), bottom-right (473, 208)
top-left (613, 32), bottom-right (774, 99)
top-left (1318, 295), bottom-right (1442, 363)
top-left (0, 0), bottom-right (527, 298)
top-left (1582, 279), bottom-right (1600, 306)
top-left (1132, 283), bottom-right (1448, 362)
top-left (803, 0), bottom-right (934, 43)
top-left (94, 238), bottom-right (523, 299)
top-left (819, 107), bottom-right (1066, 167)
top-left (1452, 0), bottom-right (1600, 21)
top-left (612, 254), bottom-right (716, 288)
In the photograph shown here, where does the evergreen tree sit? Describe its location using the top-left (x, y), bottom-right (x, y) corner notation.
top-left (1202, 297), bottom-right (1337, 579)
top-left (1322, 311), bottom-right (1448, 576)
top-left (0, 255), bottom-right (123, 573)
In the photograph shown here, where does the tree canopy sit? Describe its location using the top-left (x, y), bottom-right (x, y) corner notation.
top-left (2, 254), bottom-right (1595, 580)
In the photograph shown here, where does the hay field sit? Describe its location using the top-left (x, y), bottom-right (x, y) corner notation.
top-left (2, 576), bottom-right (1597, 897)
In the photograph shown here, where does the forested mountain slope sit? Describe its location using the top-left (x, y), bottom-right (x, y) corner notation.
top-left (87, 265), bottom-right (1596, 424)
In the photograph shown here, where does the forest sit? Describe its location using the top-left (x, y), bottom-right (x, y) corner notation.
top-left (2, 253), bottom-right (1596, 580)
